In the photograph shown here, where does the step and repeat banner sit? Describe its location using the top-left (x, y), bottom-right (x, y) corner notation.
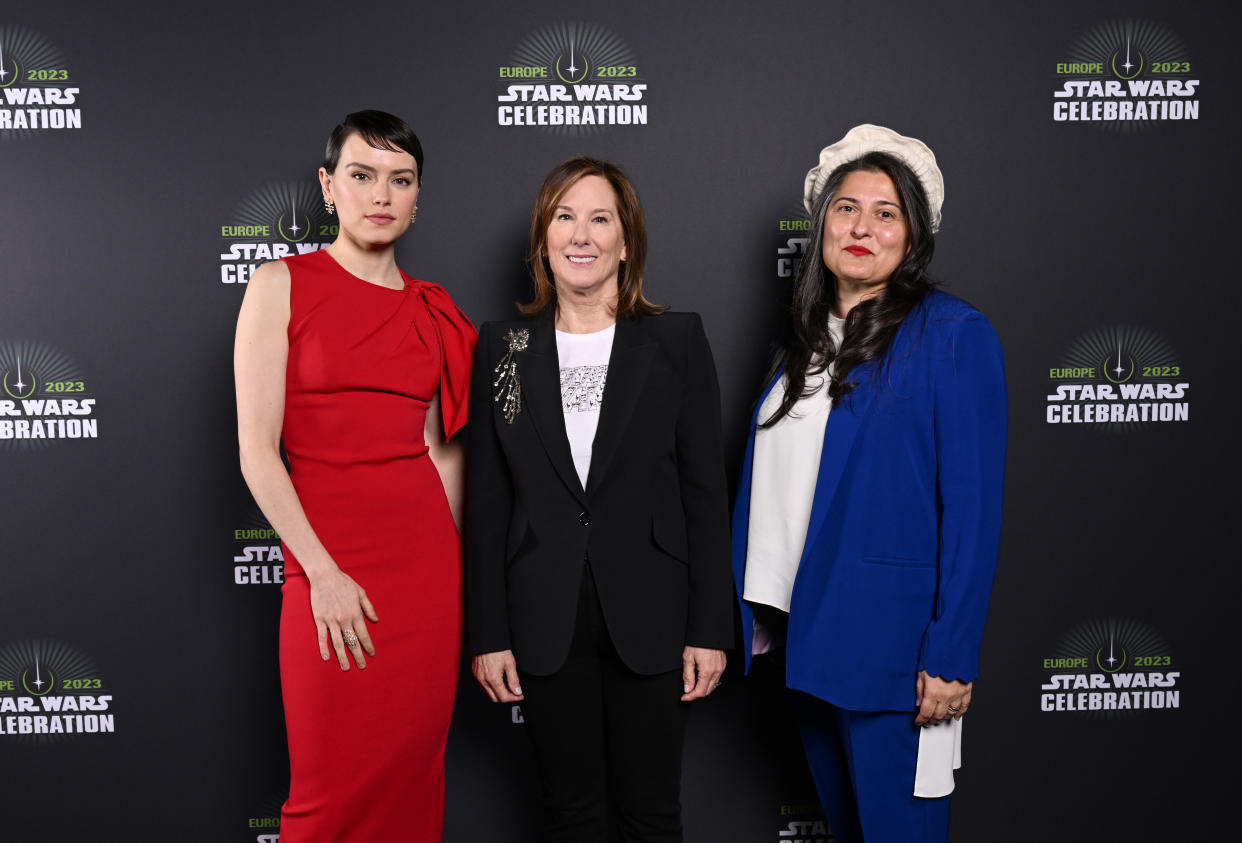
top-left (2, 2), bottom-right (1236, 840)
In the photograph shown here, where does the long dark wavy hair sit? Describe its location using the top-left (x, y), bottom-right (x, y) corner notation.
top-left (760, 151), bottom-right (936, 427)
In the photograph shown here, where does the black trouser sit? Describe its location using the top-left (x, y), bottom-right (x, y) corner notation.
top-left (519, 564), bottom-right (688, 843)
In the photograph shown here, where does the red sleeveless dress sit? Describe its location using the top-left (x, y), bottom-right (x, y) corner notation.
top-left (276, 249), bottom-right (476, 842)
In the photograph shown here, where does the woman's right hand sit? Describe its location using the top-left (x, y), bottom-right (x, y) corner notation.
top-left (472, 650), bottom-right (524, 702)
top-left (309, 567), bottom-right (379, 671)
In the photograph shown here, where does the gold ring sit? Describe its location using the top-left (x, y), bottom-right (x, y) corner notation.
top-left (342, 629), bottom-right (360, 648)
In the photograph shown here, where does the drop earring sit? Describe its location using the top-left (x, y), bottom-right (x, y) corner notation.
top-left (410, 206), bottom-right (418, 223)
top-left (324, 198), bottom-right (335, 215)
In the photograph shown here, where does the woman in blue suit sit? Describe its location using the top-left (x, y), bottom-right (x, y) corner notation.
top-left (733, 125), bottom-right (1007, 843)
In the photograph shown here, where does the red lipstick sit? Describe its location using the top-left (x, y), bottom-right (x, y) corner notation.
top-left (845, 245), bottom-right (872, 256)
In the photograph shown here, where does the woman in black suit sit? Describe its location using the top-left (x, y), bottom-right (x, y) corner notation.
top-left (467, 156), bottom-right (734, 843)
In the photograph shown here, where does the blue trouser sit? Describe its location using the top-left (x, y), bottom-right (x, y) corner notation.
top-left (794, 692), bottom-right (951, 843)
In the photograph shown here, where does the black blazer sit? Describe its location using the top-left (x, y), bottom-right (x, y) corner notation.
top-left (466, 310), bottom-right (734, 676)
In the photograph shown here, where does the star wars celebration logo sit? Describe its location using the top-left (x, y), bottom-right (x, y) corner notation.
top-left (497, 22), bottom-right (648, 131)
top-left (243, 791), bottom-right (284, 842)
top-left (0, 639), bottom-right (115, 742)
top-left (219, 182), bottom-right (333, 284)
top-left (0, 25), bottom-right (81, 136)
top-left (1045, 326), bottom-right (1188, 429)
top-left (0, 340), bottom-right (99, 447)
top-left (1053, 20), bottom-right (1199, 126)
top-left (233, 507), bottom-right (283, 586)
top-left (777, 804), bottom-right (832, 843)
top-left (1040, 618), bottom-right (1180, 716)
top-left (775, 205), bottom-right (812, 280)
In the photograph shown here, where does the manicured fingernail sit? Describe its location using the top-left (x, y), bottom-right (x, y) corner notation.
top-left (684, 684), bottom-right (691, 693)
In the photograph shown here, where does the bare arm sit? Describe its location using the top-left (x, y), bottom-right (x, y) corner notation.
top-left (234, 260), bottom-right (377, 671)
top-left (425, 392), bottom-right (464, 534)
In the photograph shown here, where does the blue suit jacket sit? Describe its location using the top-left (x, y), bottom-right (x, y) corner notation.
top-left (731, 290), bottom-right (1008, 711)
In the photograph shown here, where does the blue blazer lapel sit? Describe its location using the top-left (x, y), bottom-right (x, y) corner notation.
top-left (732, 370), bottom-right (783, 672)
top-left (585, 317), bottom-right (655, 494)
top-left (798, 366), bottom-right (877, 569)
top-left (516, 319), bottom-right (590, 507)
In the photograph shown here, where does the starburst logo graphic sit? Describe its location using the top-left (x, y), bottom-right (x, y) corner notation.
top-left (0, 25), bottom-right (81, 137)
top-left (1065, 20), bottom-right (1187, 82)
top-left (230, 182), bottom-right (325, 244)
top-left (0, 340), bottom-right (97, 449)
top-left (555, 38), bottom-right (587, 84)
top-left (1061, 326), bottom-right (1177, 386)
top-left (1045, 326), bottom-right (1189, 431)
top-left (497, 22), bottom-right (649, 134)
top-left (23, 652), bottom-right (52, 695)
top-left (0, 25), bottom-right (66, 90)
top-left (0, 640), bottom-right (97, 696)
top-left (2, 353), bottom-right (35, 398)
top-left (1, 341), bottom-right (74, 400)
top-left (1113, 36), bottom-right (1141, 79)
top-left (219, 182), bottom-right (334, 284)
top-left (0, 33), bottom-right (18, 88)
top-left (0, 639), bottom-right (115, 743)
top-left (1052, 19), bottom-right (1199, 129)
top-left (511, 22), bottom-right (632, 86)
top-left (1040, 618), bottom-right (1180, 718)
top-left (1057, 618), bottom-right (1170, 673)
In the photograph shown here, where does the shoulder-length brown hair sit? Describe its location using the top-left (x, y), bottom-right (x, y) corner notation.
top-left (520, 156), bottom-right (664, 318)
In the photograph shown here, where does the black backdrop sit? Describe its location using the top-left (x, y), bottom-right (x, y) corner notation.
top-left (2, 1), bottom-right (1238, 840)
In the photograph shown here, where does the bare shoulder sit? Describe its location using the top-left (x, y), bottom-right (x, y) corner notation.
top-left (236, 260), bottom-right (292, 342)
top-left (239, 261), bottom-right (291, 320)
top-left (245, 260), bottom-right (291, 298)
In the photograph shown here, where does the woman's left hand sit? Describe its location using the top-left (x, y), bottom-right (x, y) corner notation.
top-left (915, 670), bottom-right (973, 726)
top-left (681, 646), bottom-right (726, 701)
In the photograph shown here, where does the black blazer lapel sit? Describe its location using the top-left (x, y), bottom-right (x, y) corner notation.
top-left (515, 319), bottom-right (590, 507)
top-left (585, 316), bottom-right (656, 494)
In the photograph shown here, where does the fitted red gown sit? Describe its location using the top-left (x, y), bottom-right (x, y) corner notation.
top-left (276, 249), bottom-right (476, 842)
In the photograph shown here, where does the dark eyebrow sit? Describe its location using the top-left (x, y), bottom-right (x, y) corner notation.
top-left (344, 162), bottom-right (417, 177)
top-left (834, 195), bottom-right (902, 209)
top-left (555, 204), bottom-right (613, 214)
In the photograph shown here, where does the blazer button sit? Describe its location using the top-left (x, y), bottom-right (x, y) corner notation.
top-left (578, 512), bottom-right (591, 527)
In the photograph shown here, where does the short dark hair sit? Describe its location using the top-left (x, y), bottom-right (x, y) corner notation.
top-left (323, 110), bottom-right (424, 182)
top-left (521, 156), bottom-right (662, 318)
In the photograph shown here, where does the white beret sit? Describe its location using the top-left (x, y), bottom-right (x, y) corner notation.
top-left (803, 123), bottom-right (944, 233)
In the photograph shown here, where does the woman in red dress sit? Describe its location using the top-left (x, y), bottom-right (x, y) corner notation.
top-left (234, 110), bottom-right (476, 842)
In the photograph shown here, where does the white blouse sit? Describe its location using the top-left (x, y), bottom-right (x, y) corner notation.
top-left (556, 323), bottom-right (616, 488)
top-left (743, 315), bottom-right (845, 612)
